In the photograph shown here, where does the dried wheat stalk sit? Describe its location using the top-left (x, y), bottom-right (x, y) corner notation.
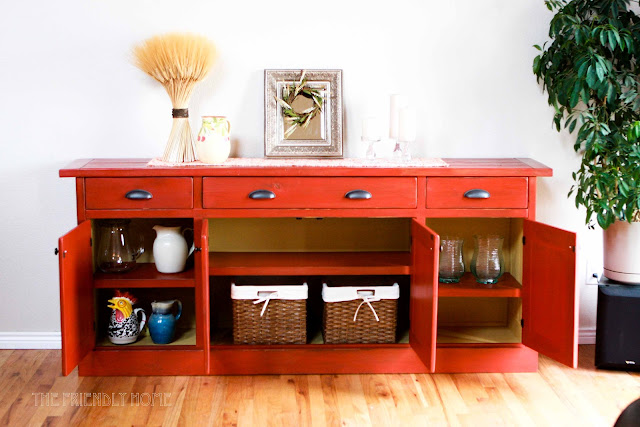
top-left (133, 33), bottom-right (216, 163)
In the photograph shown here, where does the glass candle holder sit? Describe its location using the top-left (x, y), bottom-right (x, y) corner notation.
top-left (470, 234), bottom-right (504, 284)
top-left (439, 237), bottom-right (465, 283)
top-left (392, 139), bottom-right (413, 162)
top-left (362, 136), bottom-right (380, 160)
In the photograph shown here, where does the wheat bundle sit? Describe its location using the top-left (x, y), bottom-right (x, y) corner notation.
top-left (133, 33), bottom-right (217, 163)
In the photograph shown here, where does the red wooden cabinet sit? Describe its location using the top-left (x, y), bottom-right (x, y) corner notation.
top-left (58, 158), bottom-right (577, 375)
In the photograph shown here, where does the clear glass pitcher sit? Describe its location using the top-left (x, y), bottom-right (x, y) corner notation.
top-left (439, 236), bottom-right (465, 283)
top-left (96, 219), bottom-right (144, 273)
top-left (470, 234), bottom-right (504, 284)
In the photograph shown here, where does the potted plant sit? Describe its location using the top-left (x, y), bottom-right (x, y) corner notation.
top-left (533, 0), bottom-right (640, 283)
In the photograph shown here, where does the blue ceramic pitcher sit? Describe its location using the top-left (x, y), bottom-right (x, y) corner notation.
top-left (148, 300), bottom-right (182, 344)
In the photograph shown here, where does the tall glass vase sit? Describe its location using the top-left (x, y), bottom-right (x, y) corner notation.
top-left (470, 235), bottom-right (504, 284)
top-left (439, 237), bottom-right (465, 283)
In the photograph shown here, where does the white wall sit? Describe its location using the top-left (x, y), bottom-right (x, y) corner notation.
top-left (0, 0), bottom-right (599, 342)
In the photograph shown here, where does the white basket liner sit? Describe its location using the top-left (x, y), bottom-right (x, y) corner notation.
top-left (231, 283), bottom-right (308, 300)
top-left (322, 283), bottom-right (399, 302)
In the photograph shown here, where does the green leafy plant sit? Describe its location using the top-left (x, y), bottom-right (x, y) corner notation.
top-left (533, 0), bottom-right (640, 228)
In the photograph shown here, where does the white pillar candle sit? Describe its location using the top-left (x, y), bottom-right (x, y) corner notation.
top-left (398, 107), bottom-right (417, 142)
top-left (389, 94), bottom-right (408, 139)
top-left (362, 117), bottom-right (380, 140)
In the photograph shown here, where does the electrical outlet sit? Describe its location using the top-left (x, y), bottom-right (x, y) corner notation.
top-left (586, 258), bottom-right (603, 285)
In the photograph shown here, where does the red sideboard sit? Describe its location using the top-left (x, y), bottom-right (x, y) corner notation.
top-left (57, 158), bottom-right (577, 376)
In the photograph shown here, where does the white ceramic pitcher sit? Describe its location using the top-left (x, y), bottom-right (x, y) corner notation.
top-left (152, 226), bottom-right (194, 273)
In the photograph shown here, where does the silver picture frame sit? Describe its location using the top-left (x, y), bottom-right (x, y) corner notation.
top-left (265, 69), bottom-right (343, 158)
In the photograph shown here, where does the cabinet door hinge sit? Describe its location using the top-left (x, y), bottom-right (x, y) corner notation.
top-left (520, 318), bottom-right (524, 328)
top-left (522, 236), bottom-right (526, 245)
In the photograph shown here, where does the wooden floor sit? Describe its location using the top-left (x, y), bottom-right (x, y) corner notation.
top-left (1, 346), bottom-right (639, 426)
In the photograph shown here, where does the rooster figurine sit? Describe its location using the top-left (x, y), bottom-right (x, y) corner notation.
top-left (107, 290), bottom-right (146, 344)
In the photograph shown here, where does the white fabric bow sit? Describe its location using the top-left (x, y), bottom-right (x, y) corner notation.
top-left (253, 291), bottom-right (279, 317)
top-left (354, 296), bottom-right (381, 322)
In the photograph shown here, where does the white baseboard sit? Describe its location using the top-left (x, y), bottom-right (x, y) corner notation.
top-left (0, 332), bottom-right (62, 349)
top-left (579, 327), bottom-right (596, 345)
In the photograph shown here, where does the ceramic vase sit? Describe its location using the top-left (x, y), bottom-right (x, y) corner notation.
top-left (107, 291), bottom-right (146, 344)
top-left (196, 116), bottom-right (231, 164)
top-left (148, 300), bottom-right (182, 344)
top-left (603, 220), bottom-right (640, 283)
top-left (152, 226), bottom-right (193, 273)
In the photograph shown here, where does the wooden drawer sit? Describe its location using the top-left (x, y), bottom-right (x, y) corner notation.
top-left (425, 177), bottom-right (528, 209)
top-left (203, 177), bottom-right (417, 209)
top-left (85, 178), bottom-right (193, 209)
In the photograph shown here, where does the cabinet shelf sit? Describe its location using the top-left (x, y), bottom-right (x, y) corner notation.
top-left (437, 326), bottom-right (521, 344)
top-left (210, 328), bottom-right (410, 347)
top-left (94, 263), bottom-right (196, 288)
top-left (96, 328), bottom-right (197, 348)
top-left (209, 251), bottom-right (411, 276)
top-left (438, 273), bottom-right (521, 298)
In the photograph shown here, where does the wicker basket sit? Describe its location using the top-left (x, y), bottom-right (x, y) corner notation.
top-left (322, 282), bottom-right (399, 344)
top-left (231, 283), bottom-right (307, 345)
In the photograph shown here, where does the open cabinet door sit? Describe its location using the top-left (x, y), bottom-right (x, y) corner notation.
top-left (522, 220), bottom-right (578, 368)
top-left (410, 219), bottom-right (439, 372)
top-left (194, 219), bottom-right (211, 374)
top-left (58, 221), bottom-right (94, 375)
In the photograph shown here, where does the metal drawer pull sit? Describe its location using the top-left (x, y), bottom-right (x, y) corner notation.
top-left (463, 189), bottom-right (490, 199)
top-left (125, 189), bottom-right (153, 200)
top-left (249, 189), bottom-right (276, 200)
top-left (345, 190), bottom-right (372, 200)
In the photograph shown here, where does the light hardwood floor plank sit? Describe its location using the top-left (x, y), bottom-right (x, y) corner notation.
top-left (360, 375), bottom-right (395, 427)
top-left (163, 376), bottom-right (188, 427)
top-left (319, 375), bottom-right (342, 426)
top-left (307, 375), bottom-right (327, 427)
top-left (412, 374), bottom-right (449, 425)
top-left (0, 351), bottom-right (59, 426)
top-left (0, 350), bottom-right (14, 371)
top-left (0, 350), bottom-right (49, 423)
top-left (432, 374), bottom-right (468, 426)
top-left (487, 373), bottom-right (535, 427)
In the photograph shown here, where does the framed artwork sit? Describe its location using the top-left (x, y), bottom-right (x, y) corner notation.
top-left (264, 69), bottom-right (343, 158)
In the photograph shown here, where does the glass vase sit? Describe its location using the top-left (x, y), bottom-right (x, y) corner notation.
top-left (470, 235), bottom-right (504, 284)
top-left (439, 237), bottom-right (465, 283)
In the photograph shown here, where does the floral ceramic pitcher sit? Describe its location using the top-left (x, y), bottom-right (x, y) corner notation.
top-left (196, 116), bottom-right (231, 164)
